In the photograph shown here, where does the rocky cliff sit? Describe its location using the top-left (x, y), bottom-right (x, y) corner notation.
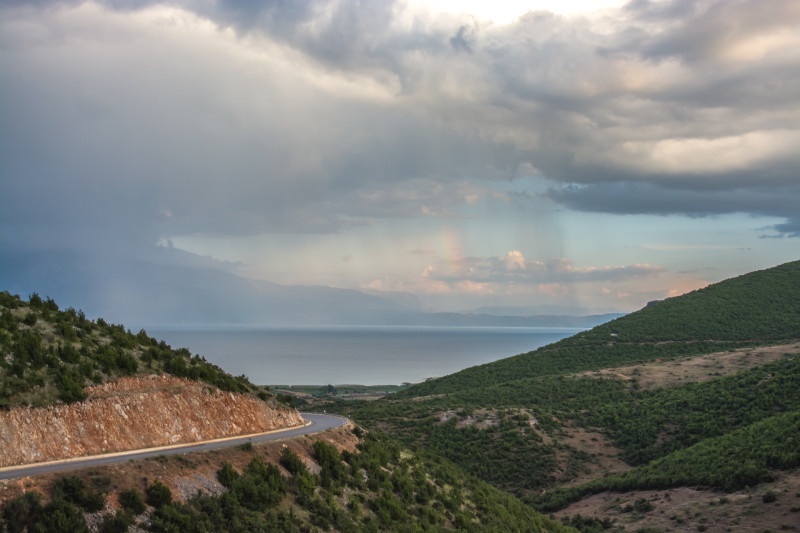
top-left (0, 375), bottom-right (304, 467)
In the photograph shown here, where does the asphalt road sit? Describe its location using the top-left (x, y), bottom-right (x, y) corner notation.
top-left (0, 412), bottom-right (347, 481)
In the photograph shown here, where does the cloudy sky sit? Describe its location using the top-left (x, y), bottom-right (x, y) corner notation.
top-left (2, 0), bottom-right (798, 313)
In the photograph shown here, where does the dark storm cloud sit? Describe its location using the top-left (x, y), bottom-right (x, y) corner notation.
top-left (1, 0), bottom-right (798, 261)
top-left (547, 182), bottom-right (800, 217)
top-left (546, 182), bottom-right (800, 237)
top-left (621, 0), bottom-right (798, 63)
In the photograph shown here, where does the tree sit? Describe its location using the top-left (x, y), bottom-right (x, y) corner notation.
top-left (119, 488), bottom-right (146, 515)
top-left (146, 480), bottom-right (173, 509)
top-left (280, 447), bottom-right (308, 475)
top-left (216, 462), bottom-right (239, 488)
top-left (38, 498), bottom-right (89, 533)
top-left (1, 491), bottom-right (43, 533)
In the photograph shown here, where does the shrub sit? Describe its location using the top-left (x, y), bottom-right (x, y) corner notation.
top-left (39, 498), bottom-right (89, 532)
top-left (146, 480), bottom-right (173, 509)
top-left (51, 475), bottom-right (104, 512)
top-left (116, 352), bottom-right (138, 375)
top-left (634, 498), bottom-right (655, 513)
top-left (52, 475), bottom-right (87, 505)
top-left (216, 462), bottom-right (239, 488)
top-left (119, 488), bottom-right (146, 515)
top-left (56, 368), bottom-right (87, 404)
top-left (99, 511), bottom-right (134, 533)
top-left (1, 491), bottom-right (43, 533)
top-left (276, 393), bottom-right (294, 407)
top-left (280, 447), bottom-right (308, 476)
top-left (28, 293), bottom-right (43, 309)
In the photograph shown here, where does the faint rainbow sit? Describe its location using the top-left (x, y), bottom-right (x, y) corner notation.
top-left (440, 226), bottom-right (465, 276)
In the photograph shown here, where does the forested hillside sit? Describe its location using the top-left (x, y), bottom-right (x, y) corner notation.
top-left (4, 260), bottom-right (799, 531)
top-left (0, 431), bottom-right (571, 532)
top-left (0, 291), bottom-right (261, 409)
top-left (0, 290), bottom-right (569, 532)
top-left (396, 260), bottom-right (800, 398)
top-left (331, 260), bottom-right (800, 531)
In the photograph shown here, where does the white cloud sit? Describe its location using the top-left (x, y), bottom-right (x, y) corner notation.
top-left (422, 252), bottom-right (665, 288)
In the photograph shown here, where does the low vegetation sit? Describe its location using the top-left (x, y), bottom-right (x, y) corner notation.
top-left (0, 291), bottom-right (264, 409)
top-left (3, 259), bottom-right (799, 531)
top-left (396, 260), bottom-right (800, 398)
top-left (533, 410), bottom-right (800, 512)
top-left (324, 260), bottom-right (800, 529)
top-left (0, 432), bottom-right (570, 532)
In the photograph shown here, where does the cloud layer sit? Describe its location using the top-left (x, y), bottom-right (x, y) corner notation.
top-left (1, 0), bottom-right (797, 310)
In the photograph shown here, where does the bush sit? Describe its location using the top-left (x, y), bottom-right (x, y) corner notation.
top-left (280, 447), bottom-right (308, 475)
top-left (56, 368), bottom-right (87, 404)
top-left (148, 502), bottom-right (201, 533)
top-left (52, 476), bottom-right (95, 509)
top-left (1, 491), bottom-right (43, 533)
top-left (633, 498), bottom-right (654, 513)
top-left (116, 352), bottom-right (138, 375)
top-left (216, 462), bottom-right (239, 488)
top-left (146, 480), bottom-right (173, 509)
top-left (99, 511), bottom-right (134, 533)
top-left (39, 498), bottom-right (89, 532)
top-left (313, 440), bottom-right (346, 485)
top-left (119, 488), bottom-right (146, 515)
top-left (28, 293), bottom-right (43, 309)
top-left (277, 393), bottom-right (294, 407)
top-left (763, 491), bottom-right (779, 503)
top-left (49, 481), bottom-right (102, 514)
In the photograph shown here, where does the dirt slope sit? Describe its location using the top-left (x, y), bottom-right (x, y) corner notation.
top-left (0, 374), bottom-right (303, 467)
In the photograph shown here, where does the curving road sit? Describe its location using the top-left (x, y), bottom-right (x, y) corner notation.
top-left (0, 412), bottom-right (347, 481)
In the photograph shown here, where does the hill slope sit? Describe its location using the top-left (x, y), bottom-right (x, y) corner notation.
top-left (333, 260), bottom-right (800, 531)
top-left (0, 291), bottom-right (306, 468)
top-left (0, 375), bottom-right (302, 467)
top-left (0, 291), bottom-right (264, 409)
top-left (398, 260), bottom-right (800, 398)
top-left (0, 291), bottom-right (570, 532)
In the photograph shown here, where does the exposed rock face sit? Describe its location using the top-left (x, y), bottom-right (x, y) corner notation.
top-left (0, 375), bottom-right (304, 467)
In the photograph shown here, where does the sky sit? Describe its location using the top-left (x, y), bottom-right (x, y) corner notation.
top-left (1, 0), bottom-right (798, 314)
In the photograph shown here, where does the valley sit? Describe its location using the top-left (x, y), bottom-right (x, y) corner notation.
top-left (1, 259), bottom-right (799, 531)
top-left (323, 260), bottom-right (800, 531)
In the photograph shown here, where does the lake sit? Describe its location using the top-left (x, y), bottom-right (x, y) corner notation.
top-left (145, 326), bottom-right (582, 385)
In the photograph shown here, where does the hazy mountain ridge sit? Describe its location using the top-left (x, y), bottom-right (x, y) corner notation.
top-left (0, 250), bottom-right (619, 328)
top-left (467, 304), bottom-right (625, 317)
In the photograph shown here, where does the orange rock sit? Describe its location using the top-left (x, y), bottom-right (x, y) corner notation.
top-left (0, 375), bottom-right (303, 467)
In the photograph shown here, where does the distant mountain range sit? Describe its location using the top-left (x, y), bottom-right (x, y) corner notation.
top-left (0, 250), bottom-right (622, 328)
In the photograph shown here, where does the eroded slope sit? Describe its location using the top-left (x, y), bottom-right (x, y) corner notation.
top-left (0, 374), bottom-right (303, 467)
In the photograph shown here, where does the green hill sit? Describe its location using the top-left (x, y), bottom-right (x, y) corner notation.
top-left (0, 431), bottom-right (571, 533)
top-left (0, 290), bottom-right (570, 532)
top-left (397, 260), bottom-right (800, 398)
top-left (332, 260), bottom-right (800, 530)
top-left (5, 260), bottom-right (800, 532)
top-left (0, 291), bottom-right (263, 409)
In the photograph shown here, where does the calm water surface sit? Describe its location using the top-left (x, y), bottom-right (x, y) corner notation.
top-left (146, 326), bottom-right (582, 385)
